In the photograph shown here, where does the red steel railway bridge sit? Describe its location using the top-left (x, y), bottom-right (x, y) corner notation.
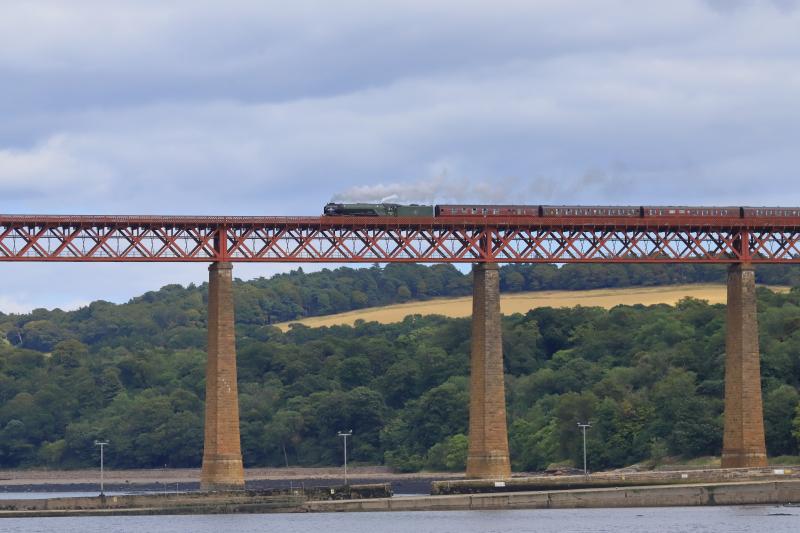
top-left (2, 211), bottom-right (799, 489)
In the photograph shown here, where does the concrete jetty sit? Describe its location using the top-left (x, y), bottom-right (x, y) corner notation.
top-left (432, 466), bottom-right (798, 494)
top-left (308, 479), bottom-right (800, 513)
top-left (2, 479), bottom-right (799, 517)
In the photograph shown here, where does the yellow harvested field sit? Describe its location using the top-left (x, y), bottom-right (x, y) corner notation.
top-left (274, 284), bottom-right (790, 331)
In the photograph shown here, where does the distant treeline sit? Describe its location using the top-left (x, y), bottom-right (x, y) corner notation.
top-left (4, 262), bottom-right (800, 355)
top-left (7, 264), bottom-right (800, 351)
top-left (0, 263), bottom-right (799, 472)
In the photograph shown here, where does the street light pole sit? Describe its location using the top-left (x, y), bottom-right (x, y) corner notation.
top-left (577, 423), bottom-right (591, 475)
top-left (337, 430), bottom-right (353, 486)
top-left (94, 440), bottom-right (109, 495)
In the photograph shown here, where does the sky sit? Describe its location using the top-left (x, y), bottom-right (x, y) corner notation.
top-left (1, 0), bottom-right (799, 312)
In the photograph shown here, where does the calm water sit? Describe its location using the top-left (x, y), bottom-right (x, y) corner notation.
top-left (1, 506), bottom-right (799, 533)
top-left (0, 491), bottom-right (132, 500)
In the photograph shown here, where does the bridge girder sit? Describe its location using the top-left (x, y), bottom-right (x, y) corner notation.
top-left (1, 216), bottom-right (799, 263)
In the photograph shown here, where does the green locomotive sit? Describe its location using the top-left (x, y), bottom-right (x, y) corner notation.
top-left (323, 203), bottom-right (434, 217)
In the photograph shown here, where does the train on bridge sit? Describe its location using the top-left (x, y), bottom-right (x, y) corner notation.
top-left (323, 203), bottom-right (800, 219)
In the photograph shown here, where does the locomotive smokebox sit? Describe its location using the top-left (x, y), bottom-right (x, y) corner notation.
top-left (324, 203), bottom-right (342, 215)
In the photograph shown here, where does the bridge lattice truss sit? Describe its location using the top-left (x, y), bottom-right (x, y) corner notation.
top-left (1, 216), bottom-right (800, 263)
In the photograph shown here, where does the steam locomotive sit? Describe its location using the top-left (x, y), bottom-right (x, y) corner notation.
top-left (323, 203), bottom-right (800, 219)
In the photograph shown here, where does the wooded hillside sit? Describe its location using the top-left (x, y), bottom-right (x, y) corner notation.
top-left (1, 263), bottom-right (799, 471)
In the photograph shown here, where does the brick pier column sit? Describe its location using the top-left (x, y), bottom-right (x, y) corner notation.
top-left (466, 263), bottom-right (511, 479)
top-left (201, 262), bottom-right (245, 490)
top-left (721, 263), bottom-right (768, 468)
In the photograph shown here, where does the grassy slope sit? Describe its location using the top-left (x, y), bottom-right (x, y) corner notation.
top-left (275, 283), bottom-right (790, 330)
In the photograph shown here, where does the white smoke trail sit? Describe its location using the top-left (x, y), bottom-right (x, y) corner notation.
top-left (332, 173), bottom-right (524, 204)
top-left (332, 169), bottom-right (633, 205)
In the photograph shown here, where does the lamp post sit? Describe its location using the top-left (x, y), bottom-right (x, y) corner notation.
top-left (337, 430), bottom-right (353, 485)
top-left (577, 423), bottom-right (591, 475)
top-left (94, 440), bottom-right (109, 495)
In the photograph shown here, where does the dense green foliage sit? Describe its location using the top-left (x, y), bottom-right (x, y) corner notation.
top-left (1, 263), bottom-right (800, 471)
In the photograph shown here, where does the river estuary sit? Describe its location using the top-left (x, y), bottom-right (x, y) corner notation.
top-left (1, 505), bottom-right (799, 532)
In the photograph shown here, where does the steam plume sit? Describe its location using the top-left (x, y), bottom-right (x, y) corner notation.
top-left (332, 169), bottom-right (630, 205)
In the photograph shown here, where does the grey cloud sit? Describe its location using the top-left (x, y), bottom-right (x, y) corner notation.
top-left (2, 0), bottom-right (800, 310)
top-left (771, 0), bottom-right (800, 11)
top-left (703, 0), bottom-right (798, 13)
top-left (703, 0), bottom-right (750, 12)
top-left (3, 47), bottom-right (799, 215)
top-left (0, 1), bottom-right (768, 115)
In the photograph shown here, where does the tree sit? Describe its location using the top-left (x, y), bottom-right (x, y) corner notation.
top-left (766, 385), bottom-right (800, 456)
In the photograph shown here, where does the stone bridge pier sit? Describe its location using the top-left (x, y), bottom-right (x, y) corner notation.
top-left (194, 259), bottom-right (766, 487)
top-left (201, 262), bottom-right (245, 490)
top-left (466, 263), bottom-right (512, 479)
top-left (722, 263), bottom-right (768, 468)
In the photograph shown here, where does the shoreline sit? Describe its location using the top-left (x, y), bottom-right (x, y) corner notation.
top-left (0, 467), bottom-right (460, 496)
top-left (2, 480), bottom-right (800, 517)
